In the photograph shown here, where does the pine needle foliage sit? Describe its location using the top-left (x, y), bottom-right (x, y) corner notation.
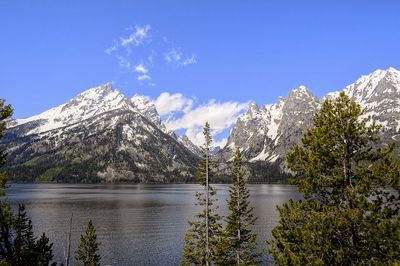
top-left (216, 148), bottom-right (262, 265)
top-left (269, 92), bottom-right (400, 265)
top-left (0, 100), bottom-right (55, 265)
top-left (75, 220), bottom-right (101, 266)
top-left (0, 99), bottom-right (13, 196)
top-left (182, 122), bottom-right (222, 266)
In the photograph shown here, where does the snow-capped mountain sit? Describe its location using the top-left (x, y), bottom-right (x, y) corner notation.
top-left (326, 67), bottom-right (400, 142)
top-left (3, 83), bottom-right (199, 182)
top-left (9, 83), bottom-right (137, 135)
top-left (178, 135), bottom-right (202, 157)
top-left (2, 67), bottom-right (399, 183)
top-left (217, 86), bottom-right (319, 165)
top-left (130, 94), bottom-right (164, 129)
top-left (218, 67), bottom-right (400, 177)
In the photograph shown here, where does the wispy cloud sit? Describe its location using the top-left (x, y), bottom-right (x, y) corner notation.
top-left (134, 64), bottom-right (148, 74)
top-left (117, 56), bottom-right (131, 69)
top-left (182, 55), bottom-right (197, 66)
top-left (120, 25), bottom-right (151, 47)
top-left (105, 24), bottom-right (197, 85)
top-left (164, 48), bottom-right (197, 67)
top-left (137, 74), bottom-right (151, 81)
top-left (104, 40), bottom-right (118, 55)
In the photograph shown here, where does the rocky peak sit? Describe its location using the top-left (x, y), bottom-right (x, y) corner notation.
top-left (178, 135), bottom-right (202, 157)
top-left (247, 101), bottom-right (259, 115)
top-left (131, 94), bottom-right (163, 127)
top-left (11, 83), bottom-right (134, 136)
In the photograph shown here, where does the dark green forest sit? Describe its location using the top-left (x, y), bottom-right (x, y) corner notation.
top-left (1, 94), bottom-right (399, 265)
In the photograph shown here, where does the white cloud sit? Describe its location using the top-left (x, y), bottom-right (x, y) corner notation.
top-left (164, 100), bottom-right (248, 146)
top-left (137, 74), bottom-right (151, 81)
top-left (182, 55), bottom-right (197, 66)
top-left (134, 64), bottom-right (148, 74)
top-left (105, 24), bottom-right (197, 84)
top-left (104, 41), bottom-right (118, 54)
top-left (164, 48), bottom-right (197, 67)
top-left (117, 56), bottom-right (131, 69)
top-left (154, 92), bottom-right (193, 116)
top-left (164, 48), bottom-right (182, 63)
top-left (120, 25), bottom-right (151, 47)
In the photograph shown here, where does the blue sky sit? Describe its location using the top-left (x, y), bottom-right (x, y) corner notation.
top-left (1, 0), bottom-right (400, 146)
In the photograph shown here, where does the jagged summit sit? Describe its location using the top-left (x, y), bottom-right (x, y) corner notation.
top-left (218, 67), bottom-right (400, 176)
top-left (10, 83), bottom-right (134, 136)
top-left (219, 85), bottom-right (319, 164)
top-left (78, 82), bottom-right (114, 96)
top-left (131, 94), bottom-right (163, 128)
top-left (3, 83), bottom-right (199, 183)
top-left (291, 85), bottom-right (309, 94)
top-left (3, 67), bottom-right (399, 183)
top-left (326, 67), bottom-right (400, 99)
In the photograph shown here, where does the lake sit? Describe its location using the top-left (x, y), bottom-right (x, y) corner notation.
top-left (6, 183), bottom-right (300, 265)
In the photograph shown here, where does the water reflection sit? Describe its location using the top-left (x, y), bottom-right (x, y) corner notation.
top-left (7, 184), bottom-right (300, 265)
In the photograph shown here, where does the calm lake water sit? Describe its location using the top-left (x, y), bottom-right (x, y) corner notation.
top-left (6, 183), bottom-right (300, 265)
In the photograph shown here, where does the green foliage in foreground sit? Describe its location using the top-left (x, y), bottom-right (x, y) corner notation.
top-left (75, 220), bottom-right (102, 266)
top-left (0, 203), bottom-right (55, 265)
top-left (0, 99), bottom-right (13, 196)
top-left (0, 100), bottom-right (55, 266)
top-left (182, 122), bottom-right (222, 265)
top-left (216, 148), bottom-right (262, 265)
top-left (269, 92), bottom-right (400, 265)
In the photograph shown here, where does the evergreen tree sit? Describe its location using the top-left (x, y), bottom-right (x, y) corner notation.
top-left (35, 233), bottom-right (54, 266)
top-left (13, 204), bottom-right (38, 265)
top-left (182, 122), bottom-right (222, 266)
top-left (0, 99), bottom-right (13, 196)
top-left (217, 148), bottom-right (261, 265)
top-left (0, 99), bottom-right (15, 265)
top-left (269, 92), bottom-right (400, 265)
top-left (0, 99), bottom-right (55, 266)
top-left (75, 220), bottom-right (101, 266)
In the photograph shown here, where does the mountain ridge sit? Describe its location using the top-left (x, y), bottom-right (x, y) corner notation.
top-left (2, 67), bottom-right (400, 183)
top-left (217, 67), bottom-right (400, 177)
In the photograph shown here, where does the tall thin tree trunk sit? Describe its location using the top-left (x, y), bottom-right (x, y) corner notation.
top-left (65, 213), bottom-right (73, 266)
top-left (205, 147), bottom-right (209, 266)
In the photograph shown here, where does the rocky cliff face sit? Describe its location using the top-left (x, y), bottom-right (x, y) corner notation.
top-left (326, 67), bottom-right (400, 143)
top-left (3, 67), bottom-right (399, 183)
top-left (217, 86), bottom-right (319, 164)
top-left (2, 83), bottom-right (198, 183)
top-left (217, 67), bottom-right (400, 180)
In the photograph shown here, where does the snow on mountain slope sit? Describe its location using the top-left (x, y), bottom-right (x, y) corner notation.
top-left (7, 82), bottom-right (201, 159)
top-left (3, 83), bottom-right (200, 182)
top-left (218, 86), bottom-right (319, 163)
top-left (178, 135), bottom-right (202, 156)
top-left (10, 83), bottom-right (136, 136)
top-left (326, 67), bottom-right (400, 140)
top-left (219, 67), bottom-right (400, 172)
top-left (131, 94), bottom-right (164, 128)
top-left (4, 109), bottom-right (198, 183)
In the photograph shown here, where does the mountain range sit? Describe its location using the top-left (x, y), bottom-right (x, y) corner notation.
top-left (2, 67), bottom-right (400, 183)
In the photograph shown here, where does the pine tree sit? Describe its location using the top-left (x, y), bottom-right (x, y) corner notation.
top-left (217, 148), bottom-right (262, 265)
top-left (0, 99), bottom-right (15, 265)
top-left (75, 220), bottom-right (101, 266)
top-left (0, 99), bottom-right (13, 196)
top-left (13, 204), bottom-right (38, 265)
top-left (269, 92), bottom-right (400, 265)
top-left (0, 99), bottom-right (55, 266)
top-left (35, 233), bottom-right (54, 266)
top-left (182, 122), bottom-right (222, 266)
